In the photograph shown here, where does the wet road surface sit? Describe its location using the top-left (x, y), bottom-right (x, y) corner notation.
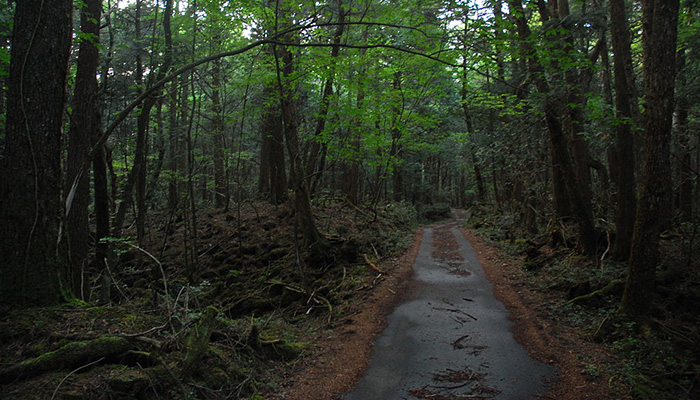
top-left (344, 217), bottom-right (553, 399)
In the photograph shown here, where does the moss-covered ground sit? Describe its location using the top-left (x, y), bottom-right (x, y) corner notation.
top-left (0, 199), bottom-right (446, 399)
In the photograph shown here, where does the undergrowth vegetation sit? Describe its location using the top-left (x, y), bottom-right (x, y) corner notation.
top-left (466, 204), bottom-right (700, 400)
top-left (0, 199), bottom-right (427, 399)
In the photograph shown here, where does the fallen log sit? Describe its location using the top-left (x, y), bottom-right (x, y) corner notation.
top-left (0, 336), bottom-right (132, 384)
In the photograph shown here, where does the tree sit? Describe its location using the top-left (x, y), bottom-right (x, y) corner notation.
top-left (273, 3), bottom-right (327, 249)
top-left (258, 85), bottom-right (288, 205)
top-left (66, 0), bottom-right (103, 299)
top-left (506, 0), bottom-right (598, 254)
top-left (609, 0), bottom-right (639, 261)
top-left (622, 0), bottom-right (681, 320)
top-left (0, 0), bottom-right (73, 305)
top-left (112, 0), bottom-right (173, 242)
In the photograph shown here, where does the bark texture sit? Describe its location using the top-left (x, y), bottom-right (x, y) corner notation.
top-left (66, 0), bottom-right (102, 298)
top-left (622, 0), bottom-right (680, 319)
top-left (0, 0), bottom-right (73, 305)
top-left (609, 0), bottom-right (638, 261)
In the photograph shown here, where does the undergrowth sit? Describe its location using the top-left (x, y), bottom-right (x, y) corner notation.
top-left (0, 199), bottom-right (423, 399)
top-left (465, 204), bottom-right (700, 400)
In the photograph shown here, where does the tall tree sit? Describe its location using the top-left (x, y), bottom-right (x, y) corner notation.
top-left (66, 0), bottom-right (103, 299)
top-left (622, 0), bottom-right (680, 319)
top-left (113, 0), bottom-right (173, 242)
top-left (0, 0), bottom-right (73, 305)
top-left (507, 0), bottom-right (598, 254)
top-left (305, 0), bottom-right (346, 194)
top-left (274, 2), bottom-right (327, 249)
top-left (609, 0), bottom-right (639, 261)
top-left (258, 85), bottom-right (288, 205)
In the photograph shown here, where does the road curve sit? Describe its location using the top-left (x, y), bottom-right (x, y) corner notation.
top-left (344, 216), bottom-right (553, 400)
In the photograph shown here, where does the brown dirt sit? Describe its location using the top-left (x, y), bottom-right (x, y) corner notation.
top-left (272, 218), bottom-right (629, 400)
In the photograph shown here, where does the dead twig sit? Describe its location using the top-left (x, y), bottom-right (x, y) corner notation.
top-left (50, 357), bottom-right (105, 400)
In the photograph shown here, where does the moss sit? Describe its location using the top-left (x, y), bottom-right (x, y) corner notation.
top-left (106, 366), bottom-right (151, 394)
top-left (0, 336), bottom-right (131, 383)
top-left (88, 306), bottom-right (108, 315)
top-left (182, 306), bottom-right (219, 378)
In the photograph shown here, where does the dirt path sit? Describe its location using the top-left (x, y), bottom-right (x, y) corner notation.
top-left (272, 212), bottom-right (621, 400)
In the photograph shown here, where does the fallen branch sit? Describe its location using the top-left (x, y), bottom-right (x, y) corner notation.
top-left (50, 357), bottom-right (105, 400)
top-left (363, 254), bottom-right (386, 274)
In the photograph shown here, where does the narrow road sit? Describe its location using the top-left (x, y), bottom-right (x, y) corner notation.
top-left (344, 216), bottom-right (553, 399)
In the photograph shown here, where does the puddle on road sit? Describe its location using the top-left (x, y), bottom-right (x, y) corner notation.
top-left (345, 220), bottom-right (553, 400)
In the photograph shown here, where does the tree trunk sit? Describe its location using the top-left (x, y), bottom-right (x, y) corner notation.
top-left (622, 0), bottom-right (680, 320)
top-left (390, 72), bottom-right (404, 203)
top-left (65, 0), bottom-right (102, 299)
top-left (306, 2), bottom-right (345, 194)
top-left (211, 54), bottom-right (228, 209)
top-left (507, 0), bottom-right (597, 254)
top-left (609, 0), bottom-right (639, 261)
top-left (675, 48), bottom-right (692, 222)
top-left (0, 0), bottom-right (73, 306)
top-left (274, 17), bottom-right (327, 249)
top-left (167, 81), bottom-right (181, 211)
top-left (114, 0), bottom-right (173, 241)
top-left (340, 27), bottom-right (370, 205)
top-left (259, 86), bottom-right (288, 205)
top-left (461, 67), bottom-right (485, 202)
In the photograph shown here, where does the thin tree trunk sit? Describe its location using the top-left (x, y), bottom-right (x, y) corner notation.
top-left (461, 66), bottom-right (485, 202)
top-left (211, 53), bottom-right (228, 209)
top-left (306, 2), bottom-right (345, 194)
top-left (167, 81), bottom-right (181, 211)
top-left (675, 48), bottom-right (692, 222)
top-left (114, 0), bottom-right (173, 240)
top-left (390, 72), bottom-right (404, 202)
top-left (273, 7), bottom-right (327, 249)
top-left (610, 0), bottom-right (639, 261)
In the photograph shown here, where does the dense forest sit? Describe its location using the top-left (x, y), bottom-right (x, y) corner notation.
top-left (0, 0), bottom-right (698, 399)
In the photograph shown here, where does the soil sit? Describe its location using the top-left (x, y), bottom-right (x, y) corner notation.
top-left (272, 210), bottom-right (627, 400)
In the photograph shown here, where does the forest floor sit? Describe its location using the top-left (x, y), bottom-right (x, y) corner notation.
top-left (0, 203), bottom-right (698, 399)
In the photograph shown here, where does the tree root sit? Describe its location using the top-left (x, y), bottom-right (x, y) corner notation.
top-left (569, 279), bottom-right (625, 304)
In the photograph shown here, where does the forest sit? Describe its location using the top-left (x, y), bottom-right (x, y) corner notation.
top-left (0, 0), bottom-right (698, 398)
